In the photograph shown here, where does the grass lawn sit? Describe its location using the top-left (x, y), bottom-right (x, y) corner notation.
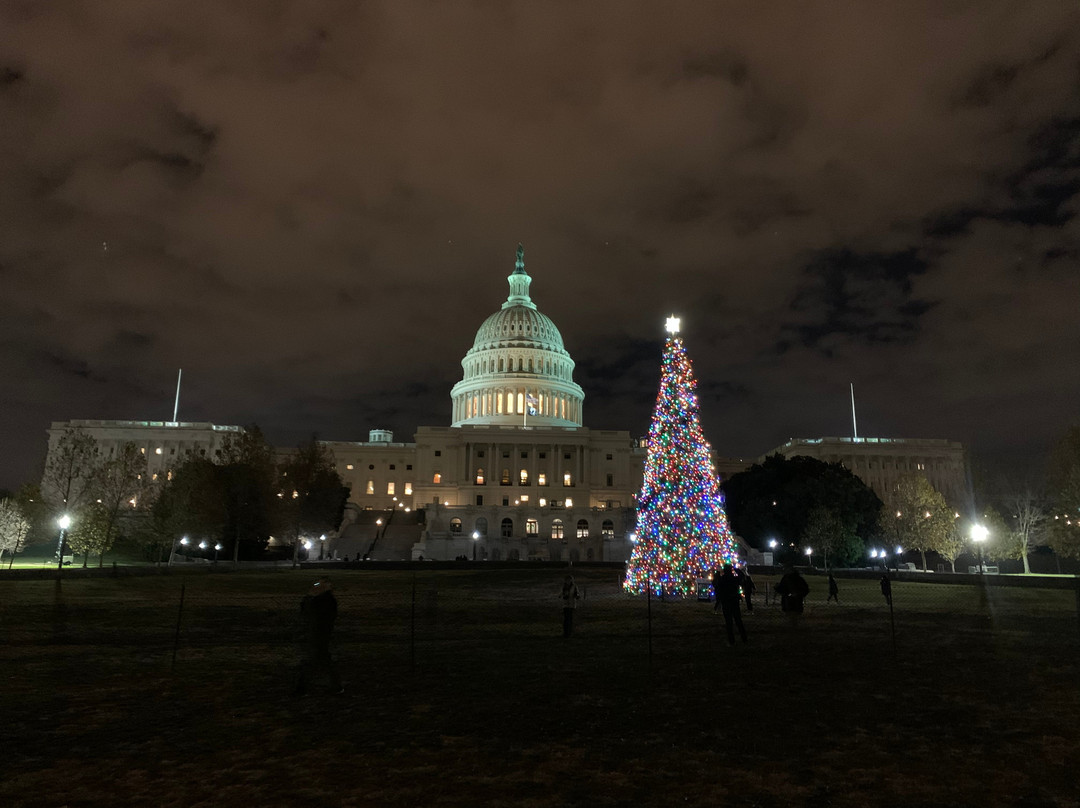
top-left (2, 568), bottom-right (1079, 807)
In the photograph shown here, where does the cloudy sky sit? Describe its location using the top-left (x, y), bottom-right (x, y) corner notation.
top-left (2, 1), bottom-right (1078, 490)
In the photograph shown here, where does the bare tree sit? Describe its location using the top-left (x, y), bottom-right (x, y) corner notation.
top-left (41, 428), bottom-right (100, 515)
top-left (88, 442), bottom-right (147, 566)
top-left (0, 498), bottom-right (31, 567)
top-left (996, 489), bottom-right (1048, 574)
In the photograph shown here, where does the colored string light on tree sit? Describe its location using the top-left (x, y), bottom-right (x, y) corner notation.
top-left (624, 318), bottom-right (739, 596)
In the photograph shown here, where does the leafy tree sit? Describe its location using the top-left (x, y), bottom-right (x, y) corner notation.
top-left (722, 454), bottom-right (882, 552)
top-left (145, 456), bottom-right (227, 561)
top-left (1047, 426), bottom-right (1080, 559)
top-left (935, 517), bottom-right (965, 574)
top-left (278, 437), bottom-right (348, 566)
top-left (41, 428), bottom-right (100, 515)
top-left (801, 505), bottom-right (864, 569)
top-left (219, 426), bottom-right (280, 560)
top-left (66, 502), bottom-right (114, 564)
top-left (888, 474), bottom-right (955, 571)
top-left (86, 442), bottom-right (147, 567)
top-left (0, 498), bottom-right (31, 567)
top-left (13, 484), bottom-right (53, 546)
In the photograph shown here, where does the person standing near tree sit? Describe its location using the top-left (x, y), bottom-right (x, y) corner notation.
top-left (741, 566), bottom-right (756, 612)
top-left (827, 574), bottom-right (839, 603)
top-left (561, 575), bottom-right (580, 637)
top-left (715, 563), bottom-right (748, 645)
top-left (293, 576), bottom-right (343, 696)
top-left (775, 566), bottom-right (810, 621)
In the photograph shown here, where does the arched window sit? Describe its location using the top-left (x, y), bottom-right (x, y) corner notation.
top-left (450, 518), bottom-right (462, 535)
top-left (602, 519), bottom-right (614, 538)
top-left (501, 468), bottom-right (511, 486)
top-left (551, 519), bottom-right (564, 540)
top-left (475, 468), bottom-right (484, 485)
top-left (433, 472), bottom-right (442, 484)
top-left (520, 469), bottom-right (529, 485)
top-left (475, 517), bottom-right (488, 536)
top-left (576, 519), bottom-right (589, 539)
top-left (491, 548), bottom-right (501, 561)
top-left (526, 518), bottom-right (539, 536)
top-left (501, 517), bottom-right (513, 538)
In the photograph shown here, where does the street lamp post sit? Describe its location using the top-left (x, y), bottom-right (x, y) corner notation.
top-left (805, 546), bottom-right (813, 568)
top-left (319, 534), bottom-right (326, 561)
top-left (214, 543), bottom-right (222, 563)
top-left (55, 514), bottom-right (71, 575)
top-left (970, 524), bottom-right (989, 575)
top-left (472, 531), bottom-right (480, 561)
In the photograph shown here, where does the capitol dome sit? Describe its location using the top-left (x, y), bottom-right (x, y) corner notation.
top-left (451, 245), bottom-right (585, 428)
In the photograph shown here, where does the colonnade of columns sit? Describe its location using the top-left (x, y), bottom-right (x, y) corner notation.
top-left (453, 386), bottom-right (582, 425)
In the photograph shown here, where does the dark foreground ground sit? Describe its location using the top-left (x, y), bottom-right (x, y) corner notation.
top-left (2, 568), bottom-right (1078, 807)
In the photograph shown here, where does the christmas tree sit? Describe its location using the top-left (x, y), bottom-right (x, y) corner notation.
top-left (624, 316), bottom-right (740, 596)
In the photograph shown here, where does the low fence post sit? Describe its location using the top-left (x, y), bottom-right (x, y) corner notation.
top-left (171, 583), bottom-right (186, 672)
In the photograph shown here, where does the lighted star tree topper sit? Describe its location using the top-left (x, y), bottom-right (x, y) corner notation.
top-left (624, 315), bottom-right (740, 596)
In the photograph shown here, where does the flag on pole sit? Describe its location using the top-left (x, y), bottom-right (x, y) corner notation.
top-left (526, 393), bottom-right (538, 416)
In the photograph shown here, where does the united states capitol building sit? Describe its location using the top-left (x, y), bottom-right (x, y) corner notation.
top-left (44, 246), bottom-right (969, 561)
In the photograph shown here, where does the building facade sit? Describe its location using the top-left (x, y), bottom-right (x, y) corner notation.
top-left (764, 436), bottom-right (968, 511)
top-left (327, 246), bottom-right (643, 562)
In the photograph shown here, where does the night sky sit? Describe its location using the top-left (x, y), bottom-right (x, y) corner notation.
top-left (2, 3), bottom-right (1079, 491)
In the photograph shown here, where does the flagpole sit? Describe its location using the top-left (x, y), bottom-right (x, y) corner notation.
top-left (523, 389), bottom-right (527, 428)
top-left (173, 369), bottom-right (182, 423)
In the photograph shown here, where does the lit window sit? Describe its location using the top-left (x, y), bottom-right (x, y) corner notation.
top-left (551, 519), bottom-right (564, 540)
top-left (346, 464), bottom-right (354, 470)
top-left (526, 518), bottom-right (539, 536)
top-left (450, 518), bottom-right (462, 535)
top-left (475, 468), bottom-right (485, 485)
top-left (577, 519), bottom-right (589, 539)
top-left (501, 468), bottom-right (511, 485)
top-left (433, 473), bottom-right (442, 484)
top-left (405, 482), bottom-right (413, 496)
top-left (366, 480), bottom-right (374, 495)
top-left (563, 472), bottom-right (572, 487)
top-left (152, 473), bottom-right (158, 481)
top-left (602, 520), bottom-right (614, 538)
top-left (539, 498), bottom-right (547, 507)
top-left (520, 469), bottom-right (529, 485)
top-left (387, 482), bottom-right (395, 496)
top-left (155, 447), bottom-right (162, 455)
top-left (538, 473), bottom-right (547, 486)
top-left (140, 447), bottom-right (146, 455)
top-left (564, 498), bottom-right (573, 507)
top-left (520, 495), bottom-right (529, 502)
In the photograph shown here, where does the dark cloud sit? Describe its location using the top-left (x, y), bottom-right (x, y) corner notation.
top-left (2, 1), bottom-right (1080, 488)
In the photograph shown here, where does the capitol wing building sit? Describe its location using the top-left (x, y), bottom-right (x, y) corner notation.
top-left (325, 246), bottom-right (644, 562)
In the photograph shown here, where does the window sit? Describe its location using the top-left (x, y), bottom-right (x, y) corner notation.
top-left (433, 473), bottom-right (442, 484)
top-left (478, 450), bottom-right (485, 458)
top-left (450, 518), bottom-right (462, 534)
top-left (564, 453), bottom-right (571, 460)
top-left (387, 482), bottom-right (395, 495)
top-left (475, 468), bottom-right (485, 485)
top-left (564, 497), bottom-right (573, 507)
top-left (346, 464), bottom-right (354, 470)
top-left (551, 519), bottom-right (564, 539)
top-left (369, 464), bottom-right (375, 470)
top-left (521, 451), bottom-right (528, 459)
top-left (502, 497), bottom-right (509, 506)
top-left (526, 518), bottom-right (539, 537)
top-left (476, 495), bottom-right (484, 506)
top-left (405, 482), bottom-right (413, 495)
top-left (606, 473), bottom-right (614, 486)
top-left (406, 464), bottom-right (412, 470)
top-left (538, 473), bottom-right (547, 486)
top-left (501, 468), bottom-right (511, 485)
top-left (520, 469), bottom-right (529, 485)
top-left (602, 520), bottom-right (614, 538)
top-left (577, 519), bottom-right (589, 539)
top-left (475, 517), bottom-right (488, 536)
top-left (563, 472), bottom-right (572, 487)
top-left (366, 480), bottom-right (374, 495)
top-left (155, 447), bottom-right (162, 455)
top-left (434, 451), bottom-right (441, 457)
top-left (606, 454), bottom-right (613, 461)
top-left (539, 452), bottom-right (546, 459)
top-left (502, 451), bottom-right (510, 458)
top-left (501, 518), bottom-right (513, 537)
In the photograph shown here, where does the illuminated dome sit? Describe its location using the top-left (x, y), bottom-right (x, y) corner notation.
top-left (451, 245), bottom-right (584, 427)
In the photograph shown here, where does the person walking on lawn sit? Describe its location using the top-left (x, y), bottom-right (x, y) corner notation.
top-left (561, 575), bottom-right (580, 637)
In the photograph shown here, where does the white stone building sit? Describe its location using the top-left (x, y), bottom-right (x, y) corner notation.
top-left (328, 246), bottom-right (643, 562)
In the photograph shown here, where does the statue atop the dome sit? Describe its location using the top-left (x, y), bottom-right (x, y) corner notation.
top-left (514, 243), bottom-right (525, 273)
